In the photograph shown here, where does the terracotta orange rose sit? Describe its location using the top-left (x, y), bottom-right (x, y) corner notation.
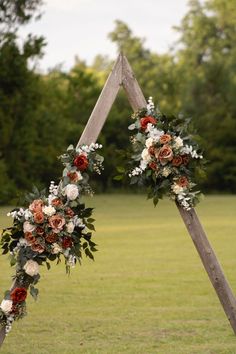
top-left (140, 116), bottom-right (157, 130)
top-left (34, 211), bottom-right (44, 224)
top-left (148, 146), bottom-right (156, 156)
top-left (51, 198), bottom-right (62, 207)
top-left (45, 232), bottom-right (58, 243)
top-left (31, 242), bottom-right (45, 253)
top-left (181, 155), bottom-right (190, 166)
top-left (149, 162), bottom-right (158, 171)
top-left (159, 134), bottom-right (172, 144)
top-left (24, 232), bottom-right (36, 245)
top-left (67, 171), bottom-right (79, 182)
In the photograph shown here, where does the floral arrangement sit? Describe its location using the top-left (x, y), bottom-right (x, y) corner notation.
top-left (0, 143), bottom-right (103, 334)
top-left (127, 97), bottom-right (205, 210)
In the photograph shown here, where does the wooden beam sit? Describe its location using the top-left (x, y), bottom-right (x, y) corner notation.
top-left (121, 55), bottom-right (147, 110)
top-left (77, 53), bottom-right (122, 146)
top-left (0, 327), bottom-right (5, 346)
top-left (177, 204), bottom-right (236, 334)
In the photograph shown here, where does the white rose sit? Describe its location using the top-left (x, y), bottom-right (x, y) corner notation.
top-left (174, 136), bottom-right (183, 148)
top-left (141, 148), bottom-right (151, 162)
top-left (51, 243), bottom-right (62, 254)
top-left (172, 184), bottom-right (184, 195)
top-left (23, 259), bottom-right (39, 277)
top-left (145, 137), bottom-right (153, 148)
top-left (66, 221), bottom-right (75, 234)
top-left (42, 205), bottom-right (56, 216)
top-left (0, 299), bottom-right (13, 314)
top-left (64, 184), bottom-right (79, 200)
top-left (23, 221), bottom-right (35, 233)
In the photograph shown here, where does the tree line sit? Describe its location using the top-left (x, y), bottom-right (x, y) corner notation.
top-left (0, 0), bottom-right (236, 204)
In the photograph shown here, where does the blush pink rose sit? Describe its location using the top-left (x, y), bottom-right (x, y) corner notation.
top-left (29, 199), bottom-right (44, 213)
top-left (49, 214), bottom-right (66, 233)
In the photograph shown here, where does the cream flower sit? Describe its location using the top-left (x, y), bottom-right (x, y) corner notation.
top-left (0, 299), bottom-right (13, 314)
top-left (145, 137), bottom-right (153, 149)
top-left (174, 136), bottom-right (184, 148)
top-left (23, 221), bottom-right (36, 233)
top-left (66, 221), bottom-right (75, 234)
top-left (141, 148), bottom-right (151, 162)
top-left (42, 205), bottom-right (56, 216)
top-left (162, 167), bottom-right (172, 177)
top-left (23, 260), bottom-right (39, 277)
top-left (51, 243), bottom-right (62, 254)
top-left (64, 184), bottom-right (79, 200)
top-left (172, 184), bottom-right (184, 195)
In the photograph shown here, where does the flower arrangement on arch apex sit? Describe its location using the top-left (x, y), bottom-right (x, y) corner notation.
top-left (0, 143), bottom-right (104, 335)
top-left (127, 97), bottom-right (206, 210)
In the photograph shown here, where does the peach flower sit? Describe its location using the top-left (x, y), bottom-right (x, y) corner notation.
top-left (159, 134), bottom-right (172, 144)
top-left (34, 211), bottom-right (44, 224)
top-left (49, 214), bottom-right (65, 233)
top-left (29, 199), bottom-right (44, 213)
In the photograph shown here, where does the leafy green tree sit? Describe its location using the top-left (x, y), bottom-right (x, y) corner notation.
top-left (175, 0), bottom-right (236, 191)
top-left (0, 0), bottom-right (45, 203)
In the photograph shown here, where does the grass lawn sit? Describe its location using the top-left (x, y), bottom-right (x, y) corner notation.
top-left (0, 194), bottom-right (236, 354)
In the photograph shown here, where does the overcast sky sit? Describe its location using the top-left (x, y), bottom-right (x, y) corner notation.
top-left (20, 0), bottom-right (189, 71)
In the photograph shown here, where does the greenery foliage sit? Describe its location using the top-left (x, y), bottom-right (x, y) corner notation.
top-left (124, 104), bottom-right (206, 209)
top-left (1, 0), bottom-right (236, 204)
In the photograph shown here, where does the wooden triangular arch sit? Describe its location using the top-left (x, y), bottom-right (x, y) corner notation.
top-left (0, 54), bottom-right (236, 345)
top-left (78, 53), bottom-right (236, 334)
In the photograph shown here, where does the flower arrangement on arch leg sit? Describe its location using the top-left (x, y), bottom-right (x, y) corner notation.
top-left (0, 143), bottom-right (103, 334)
top-left (127, 97), bottom-right (206, 210)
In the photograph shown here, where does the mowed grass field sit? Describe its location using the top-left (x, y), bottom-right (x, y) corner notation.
top-left (0, 195), bottom-right (236, 354)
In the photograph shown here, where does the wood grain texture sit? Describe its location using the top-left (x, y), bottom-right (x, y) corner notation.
top-left (0, 326), bottom-right (5, 346)
top-left (121, 55), bottom-right (146, 110)
top-left (77, 54), bottom-right (122, 146)
top-left (177, 203), bottom-right (236, 334)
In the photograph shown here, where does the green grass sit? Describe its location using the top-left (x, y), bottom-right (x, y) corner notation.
top-left (1, 195), bottom-right (236, 354)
